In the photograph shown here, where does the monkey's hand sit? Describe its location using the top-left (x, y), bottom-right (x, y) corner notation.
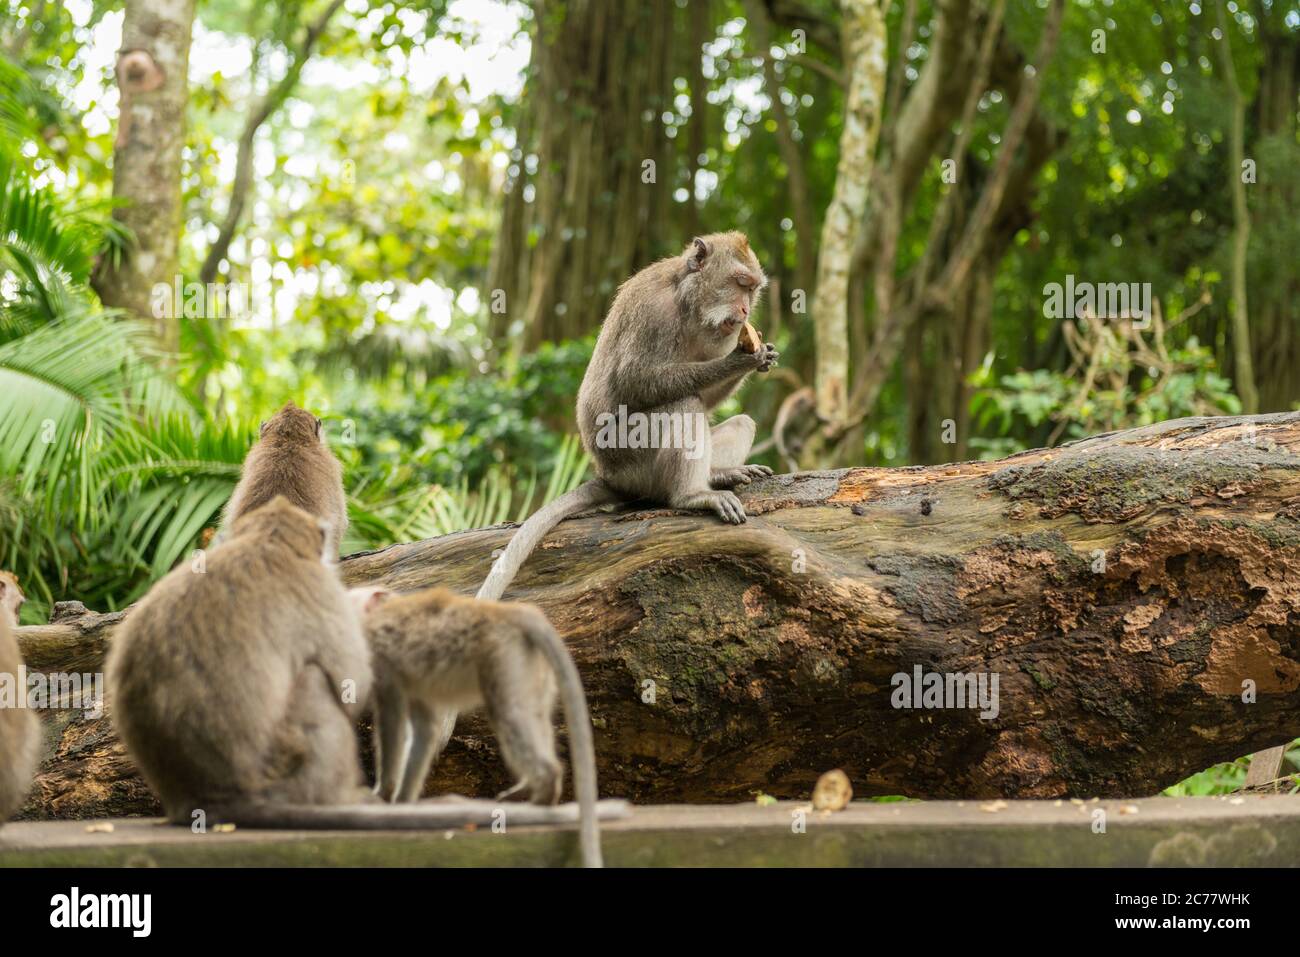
top-left (754, 342), bottom-right (780, 373)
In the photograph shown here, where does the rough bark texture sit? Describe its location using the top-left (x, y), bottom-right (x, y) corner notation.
top-left (91, 0), bottom-right (195, 355)
top-left (486, 0), bottom-right (678, 349)
top-left (810, 0), bottom-right (886, 430)
top-left (16, 413), bottom-right (1300, 818)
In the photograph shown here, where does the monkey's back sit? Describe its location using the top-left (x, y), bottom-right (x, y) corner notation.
top-left (226, 441), bottom-right (346, 542)
top-left (107, 533), bottom-right (358, 812)
top-left (366, 589), bottom-right (554, 710)
top-left (0, 615), bottom-right (40, 822)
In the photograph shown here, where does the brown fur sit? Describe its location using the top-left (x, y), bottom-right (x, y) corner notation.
top-left (0, 571), bottom-right (40, 823)
top-left (223, 402), bottom-right (348, 557)
top-left (107, 498), bottom-right (372, 823)
top-left (356, 585), bottom-right (604, 866)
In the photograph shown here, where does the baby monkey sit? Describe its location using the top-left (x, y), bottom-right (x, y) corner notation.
top-left (352, 585), bottom-right (604, 868)
top-left (0, 571), bottom-right (40, 823)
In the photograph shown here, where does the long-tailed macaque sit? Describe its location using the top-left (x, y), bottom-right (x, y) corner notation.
top-left (0, 572), bottom-right (39, 824)
top-left (479, 232), bottom-right (777, 602)
top-left (351, 585), bottom-right (605, 867)
top-left (107, 497), bottom-right (373, 822)
top-left (221, 402), bottom-right (349, 557)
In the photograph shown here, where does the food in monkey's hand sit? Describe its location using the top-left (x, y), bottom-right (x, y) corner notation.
top-left (737, 322), bottom-right (763, 354)
top-left (812, 769), bottom-right (853, 811)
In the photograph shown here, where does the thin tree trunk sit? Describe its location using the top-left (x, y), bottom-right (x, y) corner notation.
top-left (91, 0), bottom-right (196, 357)
top-left (809, 0), bottom-right (886, 433)
top-left (198, 0), bottom-right (347, 285)
top-left (1216, 0), bottom-right (1259, 414)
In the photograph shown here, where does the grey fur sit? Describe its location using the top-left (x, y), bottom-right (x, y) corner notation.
top-left (220, 402), bottom-right (348, 558)
top-left (107, 497), bottom-right (374, 823)
top-left (478, 231), bottom-right (777, 602)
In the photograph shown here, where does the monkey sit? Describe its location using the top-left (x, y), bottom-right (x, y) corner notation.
top-left (478, 231), bottom-right (778, 602)
top-left (220, 401), bottom-right (349, 558)
top-left (350, 584), bottom-right (606, 868)
top-left (107, 496), bottom-right (375, 823)
top-left (0, 571), bottom-right (40, 824)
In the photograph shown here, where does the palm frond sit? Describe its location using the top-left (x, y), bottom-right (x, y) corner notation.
top-left (103, 413), bottom-right (255, 577)
top-left (344, 434), bottom-right (592, 549)
top-left (0, 152), bottom-right (98, 288)
top-left (0, 311), bottom-right (155, 521)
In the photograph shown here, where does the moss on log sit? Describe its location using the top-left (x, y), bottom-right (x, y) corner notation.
top-left (16, 412), bottom-right (1300, 818)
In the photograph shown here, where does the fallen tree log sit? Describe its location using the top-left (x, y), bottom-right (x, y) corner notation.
top-left (16, 412), bottom-right (1300, 817)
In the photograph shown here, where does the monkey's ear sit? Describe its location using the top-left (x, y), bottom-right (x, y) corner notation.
top-left (363, 588), bottom-right (392, 613)
top-left (314, 417), bottom-right (323, 439)
top-left (259, 420), bottom-right (269, 437)
top-left (687, 237), bottom-right (710, 272)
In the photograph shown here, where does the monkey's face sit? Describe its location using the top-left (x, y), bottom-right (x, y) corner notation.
top-left (683, 234), bottom-right (767, 339)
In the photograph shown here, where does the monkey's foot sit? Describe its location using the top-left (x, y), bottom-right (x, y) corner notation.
top-left (710, 465), bottom-right (772, 489)
top-left (672, 489), bottom-right (747, 524)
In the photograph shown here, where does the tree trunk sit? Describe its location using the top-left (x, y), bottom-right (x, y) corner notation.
top-left (16, 413), bottom-right (1300, 817)
top-left (91, 0), bottom-right (195, 357)
top-left (1247, 1), bottom-right (1299, 413)
top-left (809, 0), bottom-right (886, 433)
top-left (487, 0), bottom-right (679, 350)
top-left (1215, 0), bottom-right (1259, 414)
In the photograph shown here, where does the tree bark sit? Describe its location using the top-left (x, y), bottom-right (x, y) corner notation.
top-left (745, 0), bottom-right (817, 296)
top-left (487, 0), bottom-right (679, 350)
top-left (91, 0), bottom-right (196, 357)
top-left (809, 0), bottom-right (886, 433)
top-left (1215, 0), bottom-right (1259, 414)
top-left (16, 413), bottom-right (1300, 817)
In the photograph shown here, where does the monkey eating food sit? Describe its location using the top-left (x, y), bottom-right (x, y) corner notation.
top-left (0, 571), bottom-right (40, 824)
top-left (478, 231), bottom-right (778, 602)
top-left (351, 585), bottom-right (608, 868)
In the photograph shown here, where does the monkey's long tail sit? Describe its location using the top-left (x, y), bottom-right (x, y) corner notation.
top-left (525, 614), bottom-right (603, 868)
top-left (476, 480), bottom-right (620, 602)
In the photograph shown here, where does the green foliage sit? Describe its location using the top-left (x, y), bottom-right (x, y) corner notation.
top-left (1164, 741), bottom-right (1300, 797)
top-left (968, 315), bottom-right (1241, 459)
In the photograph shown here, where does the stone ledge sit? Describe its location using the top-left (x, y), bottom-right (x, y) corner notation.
top-left (3, 795), bottom-right (1298, 867)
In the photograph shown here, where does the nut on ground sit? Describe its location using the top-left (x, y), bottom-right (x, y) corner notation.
top-left (812, 769), bottom-right (852, 811)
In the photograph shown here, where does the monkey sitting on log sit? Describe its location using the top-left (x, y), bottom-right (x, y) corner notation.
top-left (350, 585), bottom-right (609, 868)
top-left (0, 571), bottom-right (40, 824)
top-left (220, 401), bottom-right (349, 558)
top-left (107, 497), bottom-right (374, 823)
top-left (479, 231), bottom-right (778, 602)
